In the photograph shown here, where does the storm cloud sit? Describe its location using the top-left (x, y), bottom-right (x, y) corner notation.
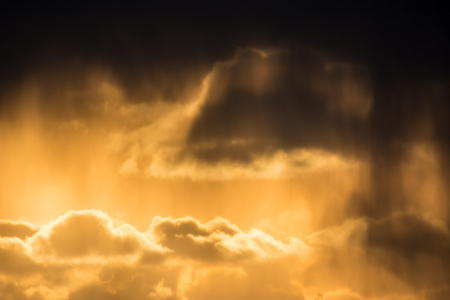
top-left (1, 2), bottom-right (449, 299)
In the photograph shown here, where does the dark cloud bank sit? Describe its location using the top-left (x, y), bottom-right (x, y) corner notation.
top-left (1, 1), bottom-right (448, 103)
top-left (1, 2), bottom-right (449, 217)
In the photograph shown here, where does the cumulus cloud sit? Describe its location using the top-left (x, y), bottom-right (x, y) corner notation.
top-left (0, 237), bottom-right (38, 275)
top-left (150, 216), bottom-right (309, 262)
top-left (0, 210), bottom-right (312, 300)
top-left (0, 209), bottom-right (449, 300)
top-left (29, 210), bottom-right (163, 260)
top-left (0, 220), bottom-right (38, 239)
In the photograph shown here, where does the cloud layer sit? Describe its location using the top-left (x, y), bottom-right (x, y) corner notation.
top-left (0, 210), bottom-right (308, 300)
top-left (1, 3), bottom-right (449, 299)
top-left (0, 209), bottom-right (449, 300)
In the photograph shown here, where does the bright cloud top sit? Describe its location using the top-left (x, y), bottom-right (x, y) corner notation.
top-left (0, 210), bottom-right (309, 300)
top-left (1, 209), bottom-right (449, 300)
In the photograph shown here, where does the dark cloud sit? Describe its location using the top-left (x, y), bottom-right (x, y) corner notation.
top-left (1, 1), bottom-right (448, 109)
top-left (0, 2), bottom-right (236, 113)
top-left (187, 48), bottom-right (371, 162)
top-left (0, 1), bottom-right (449, 221)
top-left (366, 213), bottom-right (450, 289)
top-left (304, 213), bottom-right (450, 298)
top-left (367, 213), bottom-right (450, 260)
top-left (186, 48), bottom-right (450, 220)
top-left (362, 81), bottom-right (450, 219)
top-left (424, 286), bottom-right (450, 300)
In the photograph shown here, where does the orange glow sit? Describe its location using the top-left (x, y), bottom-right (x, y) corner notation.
top-left (0, 46), bottom-right (449, 300)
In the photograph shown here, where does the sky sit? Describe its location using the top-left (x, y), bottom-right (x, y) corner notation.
top-left (0, 1), bottom-right (450, 300)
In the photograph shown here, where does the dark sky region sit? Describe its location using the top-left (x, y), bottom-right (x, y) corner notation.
top-left (0, 1), bottom-right (450, 300)
top-left (2, 0), bottom-right (449, 216)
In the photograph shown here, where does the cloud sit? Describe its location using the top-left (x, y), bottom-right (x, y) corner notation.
top-left (0, 210), bottom-right (312, 300)
top-left (185, 265), bottom-right (305, 300)
top-left (423, 286), bottom-right (450, 300)
top-left (150, 215), bottom-right (309, 262)
top-left (304, 213), bottom-right (450, 298)
top-left (367, 213), bottom-right (450, 259)
top-left (187, 48), bottom-right (372, 163)
top-left (1, 3), bottom-right (450, 300)
top-left (96, 48), bottom-right (365, 181)
top-left (365, 214), bottom-right (450, 290)
top-left (320, 289), bottom-right (364, 300)
top-left (144, 147), bottom-right (360, 180)
top-left (0, 220), bottom-right (39, 239)
top-left (1, 0), bottom-right (449, 224)
top-left (1, 209), bottom-right (449, 300)
top-left (148, 280), bottom-right (174, 299)
top-left (29, 210), bottom-right (164, 260)
top-left (0, 279), bottom-right (44, 300)
top-left (306, 212), bottom-right (450, 259)
top-left (65, 263), bottom-right (179, 300)
top-left (318, 286), bottom-right (450, 300)
top-left (0, 237), bottom-right (39, 275)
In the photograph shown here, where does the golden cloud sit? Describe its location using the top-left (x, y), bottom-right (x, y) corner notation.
top-left (0, 220), bottom-right (39, 239)
top-left (150, 216), bottom-right (309, 262)
top-left (0, 210), bottom-right (311, 300)
top-left (28, 210), bottom-right (164, 260)
top-left (0, 209), bottom-right (449, 299)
